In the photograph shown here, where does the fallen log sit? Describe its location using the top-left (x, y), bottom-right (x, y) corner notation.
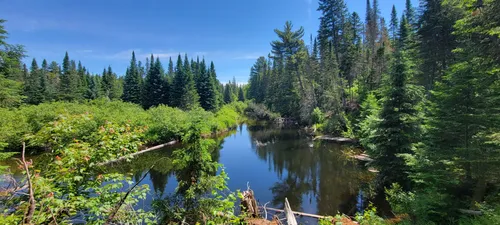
top-left (458, 209), bottom-right (483, 216)
top-left (261, 206), bottom-right (327, 219)
top-left (97, 140), bottom-right (178, 166)
top-left (352, 153), bottom-right (374, 162)
top-left (313, 135), bottom-right (357, 143)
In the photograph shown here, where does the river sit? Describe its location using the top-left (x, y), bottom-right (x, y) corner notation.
top-left (108, 123), bottom-right (374, 221)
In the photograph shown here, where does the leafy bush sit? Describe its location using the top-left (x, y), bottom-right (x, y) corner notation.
top-left (1, 114), bottom-right (154, 224)
top-left (244, 102), bottom-right (280, 121)
top-left (311, 107), bottom-right (325, 124)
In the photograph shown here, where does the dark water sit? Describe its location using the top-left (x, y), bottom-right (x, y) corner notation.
top-left (108, 124), bottom-right (373, 220)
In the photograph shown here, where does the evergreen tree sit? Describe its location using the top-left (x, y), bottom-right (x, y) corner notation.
top-left (101, 66), bottom-right (118, 99)
top-left (167, 57), bottom-right (174, 77)
top-left (370, 45), bottom-right (423, 190)
top-left (85, 74), bottom-right (100, 100)
top-left (39, 59), bottom-right (49, 101)
top-left (76, 61), bottom-right (87, 99)
top-left (390, 5), bottom-right (399, 42)
top-left (171, 54), bottom-right (199, 109)
top-left (270, 21), bottom-right (304, 117)
top-left (46, 61), bottom-right (60, 101)
top-left (404, 0), bottom-right (416, 29)
top-left (237, 86), bottom-right (245, 102)
top-left (417, 0), bottom-right (458, 91)
top-left (24, 58), bottom-right (43, 104)
top-left (223, 83), bottom-right (233, 104)
top-left (196, 59), bottom-right (217, 111)
top-left (143, 55), bottom-right (165, 109)
top-left (59, 52), bottom-right (78, 101)
top-left (122, 51), bottom-right (142, 104)
top-left (416, 1), bottom-right (500, 220)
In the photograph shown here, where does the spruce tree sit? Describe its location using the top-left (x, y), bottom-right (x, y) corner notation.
top-left (122, 51), bottom-right (142, 104)
top-left (390, 5), bottom-right (399, 42)
top-left (39, 59), bottom-right (49, 101)
top-left (420, 1), bottom-right (500, 217)
top-left (370, 18), bottom-right (423, 190)
top-left (196, 59), bottom-right (217, 111)
top-left (24, 58), bottom-right (43, 104)
top-left (143, 55), bottom-right (165, 109)
top-left (76, 61), bottom-right (87, 99)
top-left (223, 83), bottom-right (233, 104)
top-left (404, 0), bottom-right (416, 29)
top-left (171, 54), bottom-right (199, 110)
top-left (237, 87), bottom-right (245, 102)
top-left (171, 55), bottom-right (184, 108)
top-left (59, 52), bottom-right (78, 101)
top-left (417, 0), bottom-right (458, 91)
top-left (181, 54), bottom-right (199, 109)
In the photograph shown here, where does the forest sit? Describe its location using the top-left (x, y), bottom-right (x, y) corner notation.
top-left (0, 0), bottom-right (499, 224)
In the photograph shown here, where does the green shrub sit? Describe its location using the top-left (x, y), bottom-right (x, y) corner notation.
top-left (244, 102), bottom-right (280, 121)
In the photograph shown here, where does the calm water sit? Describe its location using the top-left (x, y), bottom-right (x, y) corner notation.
top-left (108, 124), bottom-right (373, 219)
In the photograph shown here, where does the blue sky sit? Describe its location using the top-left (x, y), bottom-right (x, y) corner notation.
top-left (1, 0), bottom-right (418, 83)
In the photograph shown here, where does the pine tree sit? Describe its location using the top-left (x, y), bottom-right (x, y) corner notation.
top-left (390, 5), bottom-right (399, 42)
top-left (370, 18), bottom-right (424, 190)
top-left (417, 0), bottom-right (458, 91)
top-left (76, 61), bottom-right (87, 99)
top-left (238, 86), bottom-right (245, 102)
top-left (182, 54), bottom-right (199, 109)
top-left (122, 51), bottom-right (142, 104)
top-left (47, 61), bottom-right (60, 101)
top-left (208, 61), bottom-right (223, 109)
top-left (167, 57), bottom-right (174, 77)
top-left (101, 66), bottom-right (117, 99)
top-left (24, 58), bottom-right (44, 104)
top-left (143, 55), bottom-right (165, 109)
top-left (196, 59), bottom-right (217, 111)
top-left (171, 54), bottom-right (199, 109)
top-left (58, 52), bottom-right (78, 101)
top-left (85, 74), bottom-right (100, 100)
top-left (39, 59), bottom-right (49, 101)
top-left (404, 0), bottom-right (416, 29)
top-left (223, 83), bottom-right (233, 104)
top-left (419, 1), bottom-right (500, 217)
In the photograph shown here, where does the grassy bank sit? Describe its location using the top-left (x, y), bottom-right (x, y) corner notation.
top-left (0, 99), bottom-right (247, 152)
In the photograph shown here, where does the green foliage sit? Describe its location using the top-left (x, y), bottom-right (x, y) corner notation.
top-left (244, 102), bottom-right (280, 121)
top-left (153, 121), bottom-right (237, 224)
top-left (311, 107), bottom-right (325, 125)
top-left (0, 74), bottom-right (24, 107)
top-left (1, 114), bottom-right (154, 224)
top-left (354, 204), bottom-right (387, 225)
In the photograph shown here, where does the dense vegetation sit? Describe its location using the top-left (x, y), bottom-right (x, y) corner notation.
top-left (246, 0), bottom-right (500, 224)
top-left (1, 0), bottom-right (499, 224)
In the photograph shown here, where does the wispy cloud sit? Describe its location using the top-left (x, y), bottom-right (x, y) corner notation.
top-left (233, 54), bottom-right (264, 60)
top-left (77, 49), bottom-right (94, 53)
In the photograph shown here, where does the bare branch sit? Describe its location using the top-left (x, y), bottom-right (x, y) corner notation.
top-left (21, 142), bottom-right (36, 225)
top-left (104, 165), bottom-right (154, 225)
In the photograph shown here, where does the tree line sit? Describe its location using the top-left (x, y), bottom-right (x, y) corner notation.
top-left (0, 22), bottom-right (246, 111)
top-left (246, 0), bottom-right (500, 223)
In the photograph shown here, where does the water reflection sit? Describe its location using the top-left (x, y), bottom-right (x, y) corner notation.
top-left (107, 124), bottom-right (370, 217)
top-left (247, 125), bottom-right (368, 216)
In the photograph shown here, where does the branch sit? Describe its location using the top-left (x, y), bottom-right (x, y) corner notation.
top-left (97, 141), bottom-right (177, 166)
top-left (104, 165), bottom-right (154, 225)
top-left (21, 142), bottom-right (35, 225)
